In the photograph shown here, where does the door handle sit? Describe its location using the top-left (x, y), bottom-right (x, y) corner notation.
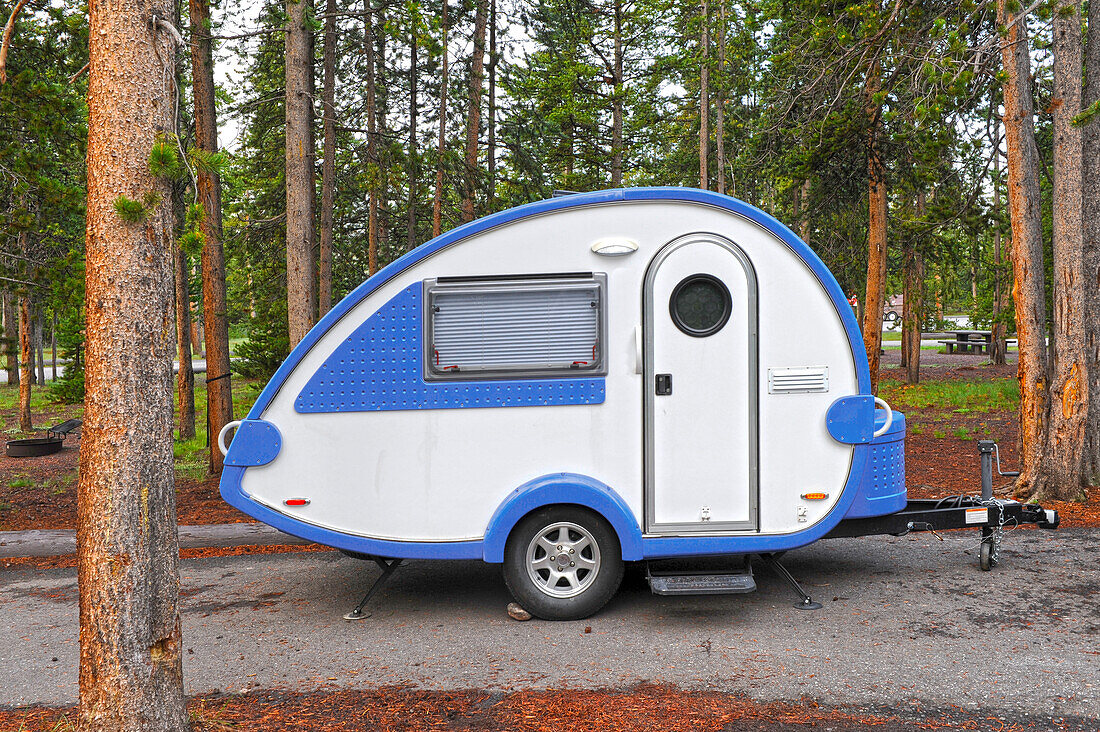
top-left (655, 373), bottom-right (672, 395)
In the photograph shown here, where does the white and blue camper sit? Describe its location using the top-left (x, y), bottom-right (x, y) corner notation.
top-left (219, 188), bottom-right (1059, 620)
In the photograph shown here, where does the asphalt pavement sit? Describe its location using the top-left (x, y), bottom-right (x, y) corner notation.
top-left (1, 527), bottom-right (1096, 725)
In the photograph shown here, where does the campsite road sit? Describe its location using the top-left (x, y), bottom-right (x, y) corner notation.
top-left (2, 529), bottom-right (1097, 724)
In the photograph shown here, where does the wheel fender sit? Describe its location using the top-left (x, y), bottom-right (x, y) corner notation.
top-left (482, 474), bottom-right (644, 562)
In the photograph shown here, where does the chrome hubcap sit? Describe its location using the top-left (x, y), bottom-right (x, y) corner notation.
top-left (525, 521), bottom-right (601, 599)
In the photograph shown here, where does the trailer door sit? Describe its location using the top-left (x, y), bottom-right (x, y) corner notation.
top-left (644, 233), bottom-right (758, 533)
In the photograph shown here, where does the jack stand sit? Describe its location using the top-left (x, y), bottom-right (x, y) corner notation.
top-left (758, 553), bottom-right (822, 610)
top-left (343, 557), bottom-right (403, 620)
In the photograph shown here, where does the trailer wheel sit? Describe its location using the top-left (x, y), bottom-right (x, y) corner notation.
top-left (979, 540), bottom-right (995, 571)
top-left (502, 506), bottom-right (624, 621)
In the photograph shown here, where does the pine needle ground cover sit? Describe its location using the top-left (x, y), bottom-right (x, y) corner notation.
top-left (2, 685), bottom-right (1092, 731)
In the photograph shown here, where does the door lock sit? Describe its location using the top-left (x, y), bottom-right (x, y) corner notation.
top-left (655, 373), bottom-right (672, 395)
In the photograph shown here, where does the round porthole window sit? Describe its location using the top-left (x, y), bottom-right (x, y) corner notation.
top-left (669, 274), bottom-right (731, 337)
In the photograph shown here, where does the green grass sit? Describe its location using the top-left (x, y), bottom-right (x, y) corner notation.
top-left (173, 377), bottom-right (262, 481)
top-left (933, 429), bottom-right (947, 439)
top-left (879, 377), bottom-right (1019, 413)
top-left (909, 424), bottom-right (924, 435)
top-left (0, 374), bottom-right (262, 484)
top-left (952, 427), bottom-right (972, 440)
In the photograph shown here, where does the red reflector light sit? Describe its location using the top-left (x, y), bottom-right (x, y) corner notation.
top-left (284, 498), bottom-right (310, 507)
top-left (801, 492), bottom-right (829, 501)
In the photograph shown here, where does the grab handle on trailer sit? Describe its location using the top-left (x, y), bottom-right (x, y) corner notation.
top-left (872, 397), bottom-right (893, 438)
top-left (634, 325), bottom-right (644, 374)
top-left (218, 420), bottom-right (243, 457)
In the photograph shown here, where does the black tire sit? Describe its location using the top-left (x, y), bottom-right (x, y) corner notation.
top-left (502, 506), bottom-right (624, 621)
top-left (979, 540), bottom-right (993, 571)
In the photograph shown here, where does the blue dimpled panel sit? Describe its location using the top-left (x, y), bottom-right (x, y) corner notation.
top-left (295, 285), bottom-right (606, 413)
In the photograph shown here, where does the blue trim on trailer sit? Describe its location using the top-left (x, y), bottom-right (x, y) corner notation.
top-left (245, 186), bottom-right (870, 420)
top-left (223, 420), bottom-right (282, 467)
top-left (219, 467), bottom-right (484, 559)
top-left (825, 395), bottom-right (877, 444)
top-left (294, 283), bottom-right (605, 413)
top-left (845, 412), bottom-right (907, 519)
top-left (481, 473), bottom-right (645, 562)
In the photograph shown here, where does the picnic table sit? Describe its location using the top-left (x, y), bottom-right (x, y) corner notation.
top-left (937, 330), bottom-right (1016, 354)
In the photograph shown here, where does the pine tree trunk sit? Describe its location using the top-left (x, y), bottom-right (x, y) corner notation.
top-left (286, 0), bottom-right (317, 347)
top-left (998, 0), bottom-right (1051, 498)
top-left (4, 289), bottom-right (18, 386)
top-left (365, 0), bottom-right (379, 274)
top-left (51, 310), bottom-right (57, 381)
top-left (35, 306), bottom-right (44, 385)
top-left (799, 178), bottom-right (811, 243)
top-left (19, 293), bottom-right (31, 432)
top-left (319, 0), bottom-right (337, 315)
top-left (1043, 2), bottom-right (1089, 500)
top-left (191, 0), bottom-right (232, 473)
top-left (901, 193), bottom-right (925, 384)
top-left (406, 25), bottom-right (419, 251)
top-left (991, 131), bottom-right (1008, 366)
top-left (486, 0), bottom-right (496, 209)
top-left (611, 0), bottom-right (624, 187)
top-left (79, 1), bottom-right (188, 727)
top-left (174, 240), bottom-right (195, 440)
top-left (431, 0), bottom-right (448, 238)
top-left (698, 0), bottom-right (709, 190)
top-left (861, 63), bottom-right (887, 394)
top-left (1082, 0), bottom-right (1100, 481)
top-left (461, 0), bottom-right (487, 223)
top-left (714, 0), bottom-right (725, 194)
top-left (190, 279), bottom-right (204, 357)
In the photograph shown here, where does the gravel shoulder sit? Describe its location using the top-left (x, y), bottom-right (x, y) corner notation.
top-left (2, 527), bottom-right (1095, 723)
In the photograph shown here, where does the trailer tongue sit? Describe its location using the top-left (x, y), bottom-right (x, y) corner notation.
top-left (641, 440), bottom-right (1060, 610)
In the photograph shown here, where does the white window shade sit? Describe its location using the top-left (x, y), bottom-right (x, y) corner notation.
top-left (426, 276), bottom-right (605, 378)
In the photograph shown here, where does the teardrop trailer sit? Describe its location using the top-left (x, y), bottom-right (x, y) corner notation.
top-left (218, 187), bottom-right (1059, 621)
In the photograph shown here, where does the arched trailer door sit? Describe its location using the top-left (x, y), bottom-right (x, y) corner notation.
top-left (644, 233), bottom-right (759, 533)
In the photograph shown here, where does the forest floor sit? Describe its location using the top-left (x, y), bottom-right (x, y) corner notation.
top-left (0, 353), bottom-right (1097, 533)
top-left (3, 684), bottom-right (1092, 731)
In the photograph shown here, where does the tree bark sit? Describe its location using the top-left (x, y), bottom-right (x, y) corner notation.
top-left (174, 240), bottom-right (195, 440)
top-left (286, 0), bottom-right (317, 347)
top-left (991, 130), bottom-right (1008, 366)
top-left (611, 0), bottom-right (624, 187)
top-left (698, 0), bottom-right (709, 190)
top-left (998, 0), bottom-right (1051, 499)
top-left (431, 0), bottom-right (449, 237)
top-left (4, 289), bottom-right (18, 386)
top-left (35, 305), bottom-right (44, 385)
top-left (1044, 1), bottom-right (1089, 500)
top-left (365, 0), bottom-right (379, 274)
top-left (406, 17), bottom-right (419, 251)
top-left (714, 0), bottom-right (725, 194)
top-left (19, 293), bottom-right (31, 431)
top-left (901, 193), bottom-right (925, 384)
top-left (51, 310), bottom-right (57, 381)
top-left (319, 0), bottom-right (337, 315)
top-left (861, 62), bottom-right (887, 394)
top-left (460, 0), bottom-right (487, 223)
top-left (487, 0), bottom-right (497, 209)
top-left (799, 178), bottom-right (811, 243)
top-left (191, 0), bottom-right (233, 473)
top-left (79, 1), bottom-right (188, 728)
top-left (1082, 0), bottom-right (1100, 481)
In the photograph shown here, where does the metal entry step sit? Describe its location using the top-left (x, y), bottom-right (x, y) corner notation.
top-left (646, 558), bottom-right (756, 596)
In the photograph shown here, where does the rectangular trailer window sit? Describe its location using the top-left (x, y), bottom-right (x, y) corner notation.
top-left (424, 273), bottom-right (606, 380)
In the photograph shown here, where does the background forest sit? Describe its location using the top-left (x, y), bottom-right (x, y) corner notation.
top-left (0, 0), bottom-right (1096, 497)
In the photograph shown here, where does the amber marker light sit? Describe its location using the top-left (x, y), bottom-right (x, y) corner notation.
top-left (801, 493), bottom-right (829, 500)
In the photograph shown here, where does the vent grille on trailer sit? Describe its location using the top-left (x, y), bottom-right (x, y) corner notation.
top-left (767, 366), bottom-right (830, 394)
